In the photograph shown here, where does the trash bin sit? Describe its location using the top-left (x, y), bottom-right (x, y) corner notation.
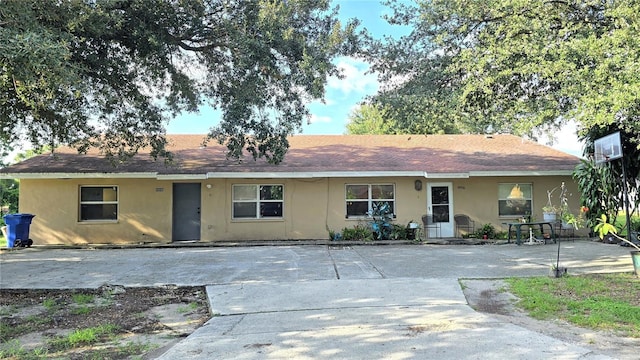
top-left (407, 222), bottom-right (420, 240)
top-left (3, 213), bottom-right (35, 248)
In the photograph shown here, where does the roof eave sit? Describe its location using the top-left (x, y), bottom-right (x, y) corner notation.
top-left (205, 171), bottom-right (429, 179)
top-left (468, 170), bottom-right (575, 177)
top-left (0, 172), bottom-right (158, 179)
top-left (0, 169), bottom-right (576, 180)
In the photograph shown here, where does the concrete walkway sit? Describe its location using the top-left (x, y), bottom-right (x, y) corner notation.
top-left (0, 240), bottom-right (635, 359)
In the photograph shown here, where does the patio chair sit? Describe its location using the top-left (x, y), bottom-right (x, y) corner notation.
top-left (454, 214), bottom-right (475, 237)
top-left (421, 214), bottom-right (440, 239)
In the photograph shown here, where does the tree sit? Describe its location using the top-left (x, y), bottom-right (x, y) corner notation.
top-left (368, 0), bottom-right (640, 140)
top-left (346, 104), bottom-right (397, 134)
top-left (364, 53), bottom-right (466, 134)
top-left (0, 179), bottom-right (18, 216)
top-left (0, 147), bottom-right (49, 217)
top-left (0, 0), bottom-right (361, 164)
top-left (574, 124), bottom-right (640, 229)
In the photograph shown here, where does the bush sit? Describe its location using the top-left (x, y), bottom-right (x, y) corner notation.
top-left (389, 224), bottom-right (408, 240)
top-left (340, 224), bottom-right (374, 241)
top-left (475, 223), bottom-right (496, 239)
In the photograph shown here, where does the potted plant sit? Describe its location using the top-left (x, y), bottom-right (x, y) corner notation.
top-left (560, 206), bottom-right (587, 230)
top-left (594, 214), bottom-right (640, 276)
top-left (476, 223), bottom-right (496, 239)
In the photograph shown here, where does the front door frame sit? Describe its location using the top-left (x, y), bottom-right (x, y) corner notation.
top-left (427, 182), bottom-right (454, 237)
top-left (172, 183), bottom-right (202, 241)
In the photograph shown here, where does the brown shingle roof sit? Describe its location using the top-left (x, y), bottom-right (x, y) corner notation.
top-left (0, 134), bottom-right (580, 177)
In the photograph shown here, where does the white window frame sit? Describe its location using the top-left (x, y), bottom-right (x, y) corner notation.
top-left (345, 183), bottom-right (396, 219)
top-left (232, 184), bottom-right (284, 219)
top-left (79, 185), bottom-right (118, 222)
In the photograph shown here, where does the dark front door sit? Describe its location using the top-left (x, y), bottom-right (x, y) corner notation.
top-left (172, 183), bottom-right (201, 241)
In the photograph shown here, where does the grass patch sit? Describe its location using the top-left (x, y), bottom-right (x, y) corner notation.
top-left (506, 273), bottom-right (640, 337)
top-left (41, 298), bottom-right (58, 312)
top-left (73, 305), bottom-right (93, 315)
top-left (0, 340), bottom-right (48, 360)
top-left (48, 324), bottom-right (119, 351)
top-left (72, 293), bottom-right (95, 305)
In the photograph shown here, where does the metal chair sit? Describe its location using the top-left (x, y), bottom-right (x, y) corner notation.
top-left (454, 214), bottom-right (475, 237)
top-left (422, 214), bottom-right (440, 239)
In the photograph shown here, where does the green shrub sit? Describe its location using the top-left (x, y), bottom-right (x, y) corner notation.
top-left (389, 224), bottom-right (408, 240)
top-left (341, 224), bottom-right (374, 241)
top-left (475, 223), bottom-right (496, 239)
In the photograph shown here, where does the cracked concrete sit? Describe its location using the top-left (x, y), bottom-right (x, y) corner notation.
top-left (1, 239), bottom-right (636, 359)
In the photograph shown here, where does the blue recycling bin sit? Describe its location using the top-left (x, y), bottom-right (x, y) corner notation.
top-left (3, 213), bottom-right (35, 248)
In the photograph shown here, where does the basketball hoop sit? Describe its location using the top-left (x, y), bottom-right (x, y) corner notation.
top-left (594, 132), bottom-right (622, 164)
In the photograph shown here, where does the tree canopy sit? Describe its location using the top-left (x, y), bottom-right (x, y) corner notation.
top-left (574, 125), bottom-right (640, 228)
top-left (0, 0), bottom-right (360, 164)
top-left (345, 104), bottom-right (397, 134)
top-left (366, 0), bottom-right (640, 141)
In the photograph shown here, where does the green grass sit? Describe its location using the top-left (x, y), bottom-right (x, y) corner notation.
top-left (0, 340), bottom-right (48, 360)
top-left (47, 324), bottom-right (119, 351)
top-left (73, 305), bottom-right (93, 315)
top-left (41, 298), bottom-right (58, 311)
top-left (72, 293), bottom-right (95, 305)
top-left (507, 273), bottom-right (640, 337)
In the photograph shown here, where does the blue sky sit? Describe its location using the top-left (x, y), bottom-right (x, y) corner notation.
top-left (167, 0), bottom-right (583, 156)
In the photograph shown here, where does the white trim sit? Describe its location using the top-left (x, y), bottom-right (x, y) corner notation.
top-left (426, 173), bottom-right (470, 179)
top-left (0, 169), bottom-right (575, 180)
top-left (156, 174), bottom-right (207, 180)
top-left (206, 171), bottom-right (428, 179)
top-left (468, 170), bottom-right (574, 177)
top-left (0, 172), bottom-right (157, 179)
top-left (426, 182), bottom-right (454, 237)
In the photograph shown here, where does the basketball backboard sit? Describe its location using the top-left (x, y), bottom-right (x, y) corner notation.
top-left (594, 132), bottom-right (623, 164)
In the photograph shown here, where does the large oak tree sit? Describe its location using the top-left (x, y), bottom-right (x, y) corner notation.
top-left (367, 0), bottom-right (640, 141)
top-left (1, 0), bottom-right (360, 164)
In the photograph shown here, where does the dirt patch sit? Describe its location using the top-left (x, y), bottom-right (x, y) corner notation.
top-left (0, 285), bottom-right (210, 359)
top-left (461, 279), bottom-right (640, 360)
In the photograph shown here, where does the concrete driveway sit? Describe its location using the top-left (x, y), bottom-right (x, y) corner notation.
top-left (0, 240), bottom-right (635, 359)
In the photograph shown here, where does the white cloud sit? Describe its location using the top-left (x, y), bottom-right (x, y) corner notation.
top-left (327, 57), bottom-right (379, 96)
top-left (537, 120), bottom-right (585, 157)
top-left (308, 114), bottom-right (332, 124)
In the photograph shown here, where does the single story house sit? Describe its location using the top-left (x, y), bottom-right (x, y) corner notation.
top-left (0, 134), bottom-right (583, 245)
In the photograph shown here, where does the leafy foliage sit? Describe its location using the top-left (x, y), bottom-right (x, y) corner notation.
top-left (475, 223), bottom-right (496, 239)
top-left (366, 0), bottom-right (640, 139)
top-left (339, 224), bottom-right (374, 242)
top-left (346, 104), bottom-right (397, 135)
top-left (0, 0), bottom-right (361, 164)
top-left (574, 126), bottom-right (640, 227)
top-left (0, 179), bottom-right (18, 217)
top-left (368, 201), bottom-right (394, 240)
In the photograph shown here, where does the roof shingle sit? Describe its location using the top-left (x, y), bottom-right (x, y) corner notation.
top-left (0, 134), bottom-right (580, 177)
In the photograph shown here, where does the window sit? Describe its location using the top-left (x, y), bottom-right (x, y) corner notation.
top-left (345, 184), bottom-right (395, 218)
top-left (498, 183), bottom-right (532, 217)
top-left (79, 186), bottom-right (118, 221)
top-left (232, 184), bottom-right (283, 219)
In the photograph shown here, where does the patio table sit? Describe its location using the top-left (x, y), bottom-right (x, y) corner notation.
top-left (505, 221), bottom-right (556, 245)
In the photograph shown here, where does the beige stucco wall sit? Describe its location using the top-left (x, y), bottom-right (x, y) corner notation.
top-left (17, 175), bottom-right (581, 245)
top-left (19, 178), bottom-right (173, 244)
